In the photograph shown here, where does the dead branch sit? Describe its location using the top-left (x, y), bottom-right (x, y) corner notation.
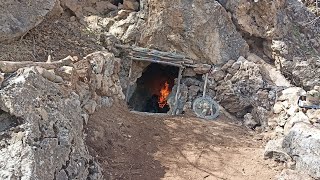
top-left (0, 56), bottom-right (74, 73)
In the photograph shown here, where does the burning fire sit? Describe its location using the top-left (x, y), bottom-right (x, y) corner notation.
top-left (158, 81), bottom-right (170, 108)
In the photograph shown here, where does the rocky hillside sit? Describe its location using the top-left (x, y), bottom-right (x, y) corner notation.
top-left (0, 0), bottom-right (319, 179)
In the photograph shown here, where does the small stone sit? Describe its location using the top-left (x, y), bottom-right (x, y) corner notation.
top-left (287, 106), bottom-right (298, 116)
top-left (101, 96), bottom-right (113, 108)
top-left (189, 85), bottom-right (200, 92)
top-left (81, 113), bottom-right (89, 125)
top-left (84, 100), bottom-right (97, 115)
top-left (221, 60), bottom-right (235, 71)
top-left (123, 0), bottom-right (139, 11)
top-left (224, 73), bottom-right (233, 81)
top-left (193, 64), bottom-right (211, 74)
top-left (183, 68), bottom-right (197, 77)
top-left (247, 53), bottom-right (263, 63)
top-left (117, 9), bottom-right (131, 19)
top-left (284, 112), bottom-right (310, 135)
top-left (307, 89), bottom-right (320, 105)
top-left (55, 170), bottom-right (69, 180)
top-left (306, 109), bottom-right (320, 123)
top-left (231, 61), bottom-right (241, 70)
top-left (276, 114), bottom-right (288, 127)
top-left (237, 56), bottom-right (247, 62)
top-left (275, 126), bottom-right (284, 135)
top-left (268, 117), bottom-right (278, 129)
top-left (70, 16), bottom-right (76, 21)
top-left (118, 3), bottom-right (123, 9)
top-left (244, 113), bottom-right (258, 129)
top-left (273, 102), bottom-right (283, 114)
top-left (181, 78), bottom-right (201, 86)
top-left (278, 87), bottom-right (306, 104)
top-left (211, 68), bottom-right (226, 82)
top-left (227, 67), bottom-right (238, 75)
top-left (264, 138), bottom-right (291, 162)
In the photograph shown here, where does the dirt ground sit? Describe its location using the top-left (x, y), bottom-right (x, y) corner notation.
top-left (0, 13), bottom-right (102, 62)
top-left (85, 103), bottom-right (280, 180)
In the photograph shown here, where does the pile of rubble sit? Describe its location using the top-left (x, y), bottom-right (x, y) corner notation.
top-left (265, 86), bottom-right (320, 179)
top-left (0, 50), bottom-right (124, 179)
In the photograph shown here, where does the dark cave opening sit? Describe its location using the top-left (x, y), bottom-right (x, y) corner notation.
top-left (111, 0), bottom-right (123, 6)
top-left (128, 63), bottom-right (179, 113)
top-left (110, 0), bottom-right (141, 11)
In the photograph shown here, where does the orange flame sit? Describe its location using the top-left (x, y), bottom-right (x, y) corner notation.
top-left (158, 82), bottom-right (170, 108)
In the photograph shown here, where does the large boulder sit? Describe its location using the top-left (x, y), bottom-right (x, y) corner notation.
top-left (0, 68), bottom-right (102, 179)
top-left (264, 138), bottom-right (291, 162)
top-left (0, 0), bottom-right (62, 42)
top-left (283, 122), bottom-right (320, 179)
top-left (118, 0), bottom-right (249, 65)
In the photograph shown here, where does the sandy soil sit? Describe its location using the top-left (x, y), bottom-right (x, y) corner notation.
top-left (85, 103), bottom-right (279, 180)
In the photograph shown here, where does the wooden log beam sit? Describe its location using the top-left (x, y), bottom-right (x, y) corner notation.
top-left (117, 43), bottom-right (194, 64)
top-left (131, 52), bottom-right (184, 62)
top-left (129, 56), bottom-right (183, 67)
top-left (0, 56), bottom-right (74, 73)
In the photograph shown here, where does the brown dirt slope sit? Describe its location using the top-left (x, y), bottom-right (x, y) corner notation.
top-left (85, 103), bottom-right (278, 180)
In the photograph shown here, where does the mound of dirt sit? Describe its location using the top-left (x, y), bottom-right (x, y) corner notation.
top-left (85, 103), bottom-right (279, 180)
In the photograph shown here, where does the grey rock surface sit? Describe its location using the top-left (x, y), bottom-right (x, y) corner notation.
top-left (0, 67), bottom-right (102, 180)
top-left (138, 0), bottom-right (249, 65)
top-left (283, 122), bottom-right (320, 179)
top-left (276, 169), bottom-right (313, 180)
top-left (264, 138), bottom-right (291, 162)
top-left (108, 0), bottom-right (249, 65)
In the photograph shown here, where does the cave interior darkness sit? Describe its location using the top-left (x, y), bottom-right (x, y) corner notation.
top-left (128, 63), bottom-right (179, 113)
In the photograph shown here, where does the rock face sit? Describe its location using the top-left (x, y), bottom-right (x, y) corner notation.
top-left (137, 0), bottom-right (249, 65)
top-left (226, 0), bottom-right (288, 39)
top-left (105, 0), bottom-right (249, 65)
top-left (226, 0), bottom-right (320, 90)
top-left (216, 59), bottom-right (276, 117)
top-left (283, 123), bottom-right (320, 179)
top-left (0, 68), bottom-right (102, 179)
top-left (0, 0), bottom-right (62, 42)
